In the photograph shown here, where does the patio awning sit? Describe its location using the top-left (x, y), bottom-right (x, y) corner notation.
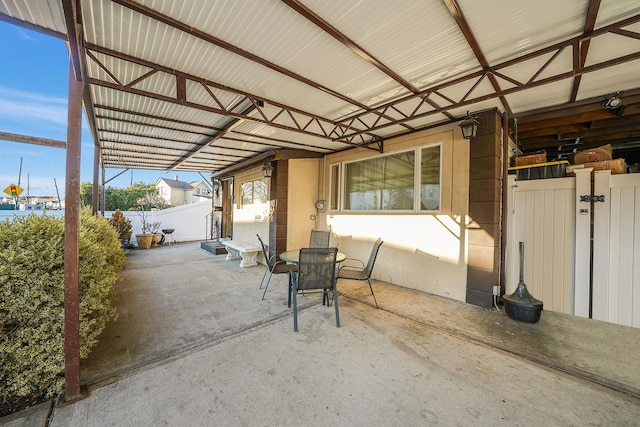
top-left (1, 0), bottom-right (640, 170)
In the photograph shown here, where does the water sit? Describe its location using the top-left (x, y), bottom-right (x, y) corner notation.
top-left (0, 210), bottom-right (65, 221)
top-left (0, 210), bottom-right (131, 222)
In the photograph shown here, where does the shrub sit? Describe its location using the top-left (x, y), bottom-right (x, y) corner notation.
top-left (0, 208), bottom-right (125, 399)
top-left (110, 208), bottom-right (132, 241)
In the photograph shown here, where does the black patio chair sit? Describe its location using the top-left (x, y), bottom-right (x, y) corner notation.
top-left (309, 229), bottom-right (330, 248)
top-left (257, 234), bottom-right (297, 300)
top-left (292, 247), bottom-right (339, 332)
top-left (337, 238), bottom-right (383, 308)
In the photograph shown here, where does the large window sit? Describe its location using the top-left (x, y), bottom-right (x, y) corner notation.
top-left (344, 151), bottom-right (415, 211)
top-left (333, 143), bottom-right (441, 212)
top-left (241, 178), bottom-right (268, 206)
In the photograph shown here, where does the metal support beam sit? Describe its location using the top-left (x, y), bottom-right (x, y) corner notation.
top-left (101, 166), bottom-right (106, 216)
top-left (62, 61), bottom-right (84, 404)
top-left (93, 143), bottom-right (100, 215)
top-left (0, 131), bottom-right (65, 148)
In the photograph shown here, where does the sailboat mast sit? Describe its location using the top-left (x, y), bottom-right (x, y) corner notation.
top-left (17, 157), bottom-right (22, 186)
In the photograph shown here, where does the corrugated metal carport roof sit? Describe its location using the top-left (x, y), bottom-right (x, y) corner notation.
top-left (1, 0), bottom-right (640, 172)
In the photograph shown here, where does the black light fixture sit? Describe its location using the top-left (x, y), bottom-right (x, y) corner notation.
top-left (261, 161), bottom-right (273, 178)
top-left (459, 111), bottom-right (479, 139)
top-left (603, 92), bottom-right (622, 110)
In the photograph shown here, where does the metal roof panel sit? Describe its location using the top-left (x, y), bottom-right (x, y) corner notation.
top-left (0, 0), bottom-right (66, 33)
top-left (577, 59), bottom-right (640, 101)
top-left (460, 0), bottom-right (587, 64)
top-left (3, 0), bottom-right (640, 173)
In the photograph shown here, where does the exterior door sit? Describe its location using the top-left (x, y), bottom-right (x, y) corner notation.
top-left (222, 178), bottom-right (233, 239)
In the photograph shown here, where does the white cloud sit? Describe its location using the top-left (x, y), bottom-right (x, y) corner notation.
top-left (0, 86), bottom-right (68, 126)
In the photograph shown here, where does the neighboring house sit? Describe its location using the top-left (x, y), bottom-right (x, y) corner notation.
top-left (190, 181), bottom-right (211, 202)
top-left (155, 176), bottom-right (210, 206)
top-left (33, 196), bottom-right (61, 210)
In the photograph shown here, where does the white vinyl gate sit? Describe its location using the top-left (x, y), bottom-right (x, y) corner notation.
top-left (506, 169), bottom-right (640, 328)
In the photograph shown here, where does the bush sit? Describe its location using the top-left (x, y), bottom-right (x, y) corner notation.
top-left (0, 208), bottom-right (126, 399)
top-left (110, 208), bottom-right (132, 242)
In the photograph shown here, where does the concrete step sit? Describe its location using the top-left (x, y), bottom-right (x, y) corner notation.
top-left (200, 241), bottom-right (227, 255)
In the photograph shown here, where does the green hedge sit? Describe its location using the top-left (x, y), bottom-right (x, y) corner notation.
top-left (0, 208), bottom-right (126, 398)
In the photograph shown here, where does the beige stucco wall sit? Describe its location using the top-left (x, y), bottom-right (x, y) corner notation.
top-left (323, 124), bottom-right (471, 302)
top-left (286, 158), bottom-right (323, 251)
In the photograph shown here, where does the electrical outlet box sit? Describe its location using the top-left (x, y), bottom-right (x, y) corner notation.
top-left (492, 285), bottom-right (500, 296)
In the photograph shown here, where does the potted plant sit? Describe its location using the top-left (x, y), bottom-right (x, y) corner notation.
top-left (110, 208), bottom-right (133, 248)
top-left (148, 220), bottom-right (163, 246)
top-left (135, 193), bottom-right (167, 249)
top-left (135, 196), bottom-right (156, 249)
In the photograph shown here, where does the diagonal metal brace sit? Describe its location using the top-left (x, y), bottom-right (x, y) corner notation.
top-left (363, 137), bottom-right (384, 153)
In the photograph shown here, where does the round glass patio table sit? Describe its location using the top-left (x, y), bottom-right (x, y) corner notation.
top-left (279, 249), bottom-right (346, 264)
top-left (279, 249), bottom-right (346, 308)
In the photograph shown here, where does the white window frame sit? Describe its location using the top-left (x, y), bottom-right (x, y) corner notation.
top-left (240, 178), bottom-right (269, 207)
top-left (330, 142), bottom-right (442, 213)
top-left (329, 163), bottom-right (341, 211)
top-left (418, 143), bottom-right (442, 212)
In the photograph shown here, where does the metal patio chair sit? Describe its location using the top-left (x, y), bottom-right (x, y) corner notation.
top-left (257, 234), bottom-right (297, 300)
top-left (292, 247), bottom-right (339, 332)
top-left (309, 229), bottom-right (330, 248)
top-left (337, 238), bottom-right (383, 308)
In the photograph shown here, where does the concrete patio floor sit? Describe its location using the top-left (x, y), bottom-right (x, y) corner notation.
top-left (2, 241), bottom-right (639, 426)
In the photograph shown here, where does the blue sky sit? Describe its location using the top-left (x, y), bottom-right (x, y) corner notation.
top-left (0, 21), bottom-right (204, 198)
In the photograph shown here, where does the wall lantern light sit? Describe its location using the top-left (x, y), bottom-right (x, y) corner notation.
top-left (459, 111), bottom-right (479, 139)
top-left (261, 161), bottom-right (273, 178)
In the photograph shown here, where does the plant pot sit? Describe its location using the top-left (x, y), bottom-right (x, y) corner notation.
top-left (503, 242), bottom-right (543, 323)
top-left (152, 233), bottom-right (164, 246)
top-left (136, 234), bottom-right (153, 249)
top-left (120, 232), bottom-right (132, 248)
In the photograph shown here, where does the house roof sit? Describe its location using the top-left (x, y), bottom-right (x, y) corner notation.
top-left (156, 177), bottom-right (196, 190)
top-left (1, 1), bottom-right (639, 170)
